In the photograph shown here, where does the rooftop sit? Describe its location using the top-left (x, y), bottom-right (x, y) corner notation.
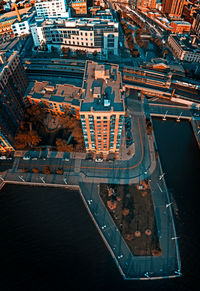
top-left (80, 61), bottom-right (124, 113)
top-left (0, 7), bottom-right (33, 23)
top-left (27, 81), bottom-right (82, 106)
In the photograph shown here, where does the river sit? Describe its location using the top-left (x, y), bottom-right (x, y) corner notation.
top-left (0, 119), bottom-right (199, 290)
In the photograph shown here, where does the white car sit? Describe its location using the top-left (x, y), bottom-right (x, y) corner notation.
top-left (95, 158), bottom-right (103, 163)
top-left (23, 156), bottom-right (30, 160)
top-left (0, 156), bottom-right (6, 160)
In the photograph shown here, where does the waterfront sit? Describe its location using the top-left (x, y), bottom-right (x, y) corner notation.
top-left (0, 119), bottom-right (199, 290)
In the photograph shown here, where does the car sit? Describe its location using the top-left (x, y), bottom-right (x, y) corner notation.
top-left (95, 158), bottom-right (103, 163)
top-left (32, 158), bottom-right (37, 160)
top-left (62, 158), bottom-right (69, 161)
top-left (23, 156), bottom-right (30, 160)
top-left (0, 156), bottom-right (6, 160)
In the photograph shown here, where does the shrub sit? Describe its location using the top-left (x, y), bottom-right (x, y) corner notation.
top-left (56, 168), bottom-right (64, 175)
top-left (22, 168), bottom-right (29, 173)
top-left (43, 166), bottom-right (51, 174)
top-left (32, 168), bottom-right (39, 173)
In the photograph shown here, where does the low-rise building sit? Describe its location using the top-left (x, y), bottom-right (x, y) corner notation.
top-left (0, 6), bottom-right (33, 36)
top-left (26, 81), bottom-right (82, 118)
top-left (11, 7), bottom-right (36, 36)
top-left (31, 17), bottom-right (119, 58)
top-left (168, 34), bottom-right (200, 63)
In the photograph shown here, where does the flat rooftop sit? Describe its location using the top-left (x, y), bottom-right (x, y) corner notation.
top-left (27, 81), bottom-right (82, 106)
top-left (81, 61), bottom-right (124, 112)
top-left (0, 7), bottom-right (33, 22)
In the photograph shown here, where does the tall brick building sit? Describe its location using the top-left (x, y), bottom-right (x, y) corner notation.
top-left (0, 51), bottom-right (27, 152)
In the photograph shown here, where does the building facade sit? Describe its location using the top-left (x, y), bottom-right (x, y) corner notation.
top-left (137, 0), bottom-right (156, 9)
top-left (168, 34), bottom-right (200, 63)
top-left (31, 17), bottom-right (119, 58)
top-left (35, 0), bottom-right (69, 18)
top-left (193, 10), bottom-right (200, 36)
top-left (71, 0), bottom-right (87, 15)
top-left (0, 51), bottom-right (28, 152)
top-left (11, 8), bottom-right (36, 36)
top-left (26, 81), bottom-right (82, 119)
top-left (80, 61), bottom-right (125, 158)
top-left (162, 0), bottom-right (185, 18)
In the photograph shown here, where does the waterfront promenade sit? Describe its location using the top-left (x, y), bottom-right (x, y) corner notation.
top-left (0, 92), bottom-right (183, 280)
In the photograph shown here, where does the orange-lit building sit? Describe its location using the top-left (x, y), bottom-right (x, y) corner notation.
top-left (80, 61), bottom-right (125, 158)
top-left (137, 0), bottom-right (156, 9)
top-left (71, 0), bottom-right (87, 15)
top-left (0, 6), bottom-right (33, 36)
top-left (26, 61), bottom-right (126, 158)
top-left (170, 20), bottom-right (191, 33)
top-left (26, 81), bottom-right (82, 119)
top-left (162, 0), bottom-right (185, 18)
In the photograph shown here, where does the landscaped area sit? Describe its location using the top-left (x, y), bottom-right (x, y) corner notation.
top-left (14, 105), bottom-right (85, 153)
top-left (100, 182), bottom-right (161, 256)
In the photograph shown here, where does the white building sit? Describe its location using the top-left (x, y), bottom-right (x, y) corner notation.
top-left (11, 8), bottom-right (36, 36)
top-left (31, 17), bottom-right (119, 58)
top-left (35, 0), bottom-right (70, 18)
top-left (168, 34), bottom-right (200, 63)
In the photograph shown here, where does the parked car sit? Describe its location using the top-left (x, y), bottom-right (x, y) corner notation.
top-left (95, 158), bottom-right (103, 163)
top-left (0, 156), bottom-right (6, 160)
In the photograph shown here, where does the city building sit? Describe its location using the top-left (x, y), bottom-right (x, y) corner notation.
top-left (31, 17), bottom-right (119, 58)
top-left (0, 6), bottom-right (33, 36)
top-left (192, 10), bottom-right (200, 36)
top-left (11, 7), bottom-right (36, 36)
top-left (168, 34), bottom-right (200, 63)
top-left (162, 0), bottom-right (185, 19)
top-left (35, 0), bottom-right (70, 18)
top-left (0, 51), bottom-right (28, 152)
top-left (170, 20), bottom-right (191, 33)
top-left (26, 81), bottom-right (82, 118)
top-left (71, 0), bottom-right (87, 16)
top-left (137, 0), bottom-right (156, 9)
top-left (80, 61), bottom-right (125, 158)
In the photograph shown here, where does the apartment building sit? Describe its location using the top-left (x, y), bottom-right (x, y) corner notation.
top-left (71, 0), bottom-right (87, 15)
top-left (80, 61), bottom-right (125, 158)
top-left (168, 34), bottom-right (200, 63)
top-left (31, 17), bottom-right (119, 58)
top-left (0, 51), bottom-right (28, 152)
top-left (35, 0), bottom-right (70, 18)
top-left (11, 7), bottom-right (36, 36)
top-left (0, 6), bottom-right (33, 36)
top-left (162, 0), bottom-right (185, 18)
top-left (137, 0), bottom-right (156, 9)
top-left (26, 81), bottom-right (82, 119)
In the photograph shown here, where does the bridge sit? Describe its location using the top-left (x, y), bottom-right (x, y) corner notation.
top-left (144, 101), bottom-right (193, 120)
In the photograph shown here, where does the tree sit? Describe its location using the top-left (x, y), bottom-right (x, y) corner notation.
top-left (15, 130), bottom-right (41, 149)
top-left (56, 138), bottom-right (74, 152)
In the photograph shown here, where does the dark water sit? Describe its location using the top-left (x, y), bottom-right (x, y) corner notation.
top-left (0, 119), bottom-right (199, 291)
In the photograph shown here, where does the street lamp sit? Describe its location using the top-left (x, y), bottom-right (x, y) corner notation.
top-left (18, 175), bottom-right (25, 182)
top-left (39, 176), bottom-right (45, 183)
top-left (64, 178), bottom-right (67, 184)
top-left (171, 236), bottom-right (180, 240)
top-left (157, 183), bottom-right (163, 192)
top-left (159, 173), bottom-right (165, 180)
top-left (166, 202), bottom-right (173, 208)
top-left (162, 110), bottom-right (168, 121)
